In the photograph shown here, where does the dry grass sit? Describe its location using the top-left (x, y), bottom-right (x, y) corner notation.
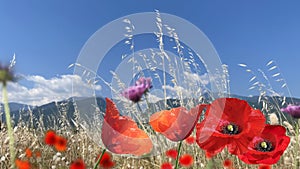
top-left (0, 112), bottom-right (298, 169)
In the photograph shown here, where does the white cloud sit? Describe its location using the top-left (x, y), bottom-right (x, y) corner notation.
top-left (160, 72), bottom-right (212, 98)
top-left (0, 74), bottom-right (101, 106)
top-left (183, 72), bottom-right (210, 85)
top-left (147, 93), bottom-right (164, 103)
top-left (163, 85), bottom-right (194, 97)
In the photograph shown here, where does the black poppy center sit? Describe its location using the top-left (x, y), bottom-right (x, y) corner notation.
top-left (222, 123), bottom-right (240, 135)
top-left (255, 140), bottom-right (273, 152)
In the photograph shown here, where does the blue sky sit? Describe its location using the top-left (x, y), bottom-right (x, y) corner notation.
top-left (0, 1), bottom-right (300, 105)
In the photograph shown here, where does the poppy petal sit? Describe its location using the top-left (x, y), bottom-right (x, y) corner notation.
top-left (101, 98), bottom-right (153, 156)
top-left (150, 104), bottom-right (206, 141)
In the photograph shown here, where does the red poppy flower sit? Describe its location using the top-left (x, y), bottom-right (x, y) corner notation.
top-left (238, 125), bottom-right (290, 165)
top-left (35, 151), bottom-right (41, 158)
top-left (45, 130), bottom-right (56, 145)
top-left (165, 149), bottom-right (178, 159)
top-left (99, 152), bottom-right (115, 168)
top-left (70, 159), bottom-right (86, 169)
top-left (161, 162), bottom-right (173, 169)
top-left (185, 136), bottom-right (195, 144)
top-left (101, 98), bottom-right (153, 156)
top-left (150, 104), bottom-right (206, 141)
top-left (54, 136), bottom-right (67, 152)
top-left (15, 159), bottom-right (31, 169)
top-left (196, 98), bottom-right (266, 157)
top-left (179, 154), bottom-right (193, 167)
top-left (25, 148), bottom-right (32, 158)
top-left (223, 159), bottom-right (232, 167)
top-left (258, 165), bottom-right (271, 169)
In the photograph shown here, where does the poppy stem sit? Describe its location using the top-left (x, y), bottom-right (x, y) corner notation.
top-left (93, 148), bottom-right (106, 169)
top-left (206, 158), bottom-right (214, 169)
top-left (2, 84), bottom-right (15, 168)
top-left (174, 141), bottom-right (183, 169)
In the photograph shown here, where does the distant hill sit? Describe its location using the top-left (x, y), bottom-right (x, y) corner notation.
top-left (1, 97), bottom-right (106, 129)
top-left (1, 95), bottom-right (299, 129)
top-left (0, 102), bottom-right (33, 112)
top-left (1, 103), bottom-right (33, 126)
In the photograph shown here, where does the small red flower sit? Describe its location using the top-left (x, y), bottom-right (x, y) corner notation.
top-left (150, 104), bottom-right (206, 141)
top-left (25, 148), bottom-right (32, 158)
top-left (161, 162), bottom-right (173, 169)
top-left (45, 130), bottom-right (68, 152)
top-left (54, 136), bottom-right (67, 152)
top-left (258, 165), bottom-right (271, 169)
top-left (165, 149), bottom-right (178, 159)
top-left (179, 154), bottom-right (193, 167)
top-left (185, 136), bottom-right (195, 144)
top-left (45, 130), bottom-right (56, 145)
top-left (101, 98), bottom-right (153, 156)
top-left (70, 159), bottom-right (86, 169)
top-left (223, 159), bottom-right (232, 167)
top-left (35, 151), bottom-right (41, 158)
top-left (99, 152), bottom-right (115, 168)
top-left (196, 98), bottom-right (266, 157)
top-left (15, 159), bottom-right (31, 169)
top-left (238, 125), bottom-right (290, 165)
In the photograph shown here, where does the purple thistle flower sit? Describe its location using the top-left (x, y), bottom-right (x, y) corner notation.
top-left (281, 105), bottom-right (300, 118)
top-left (121, 77), bottom-right (152, 102)
top-left (135, 77), bottom-right (152, 90)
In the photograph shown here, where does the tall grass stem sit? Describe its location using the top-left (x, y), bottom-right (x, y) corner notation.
top-left (2, 84), bottom-right (15, 168)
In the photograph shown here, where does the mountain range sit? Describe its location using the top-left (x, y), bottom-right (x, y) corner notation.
top-left (1, 94), bottom-right (299, 130)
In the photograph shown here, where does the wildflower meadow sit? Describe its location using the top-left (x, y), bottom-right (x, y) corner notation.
top-left (1, 10), bottom-right (300, 169)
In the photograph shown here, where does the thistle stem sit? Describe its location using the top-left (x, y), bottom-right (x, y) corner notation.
top-left (144, 94), bottom-right (152, 111)
top-left (174, 141), bottom-right (183, 169)
top-left (135, 103), bottom-right (148, 132)
top-left (2, 84), bottom-right (15, 168)
top-left (93, 149), bottom-right (106, 169)
top-left (136, 102), bottom-right (143, 113)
